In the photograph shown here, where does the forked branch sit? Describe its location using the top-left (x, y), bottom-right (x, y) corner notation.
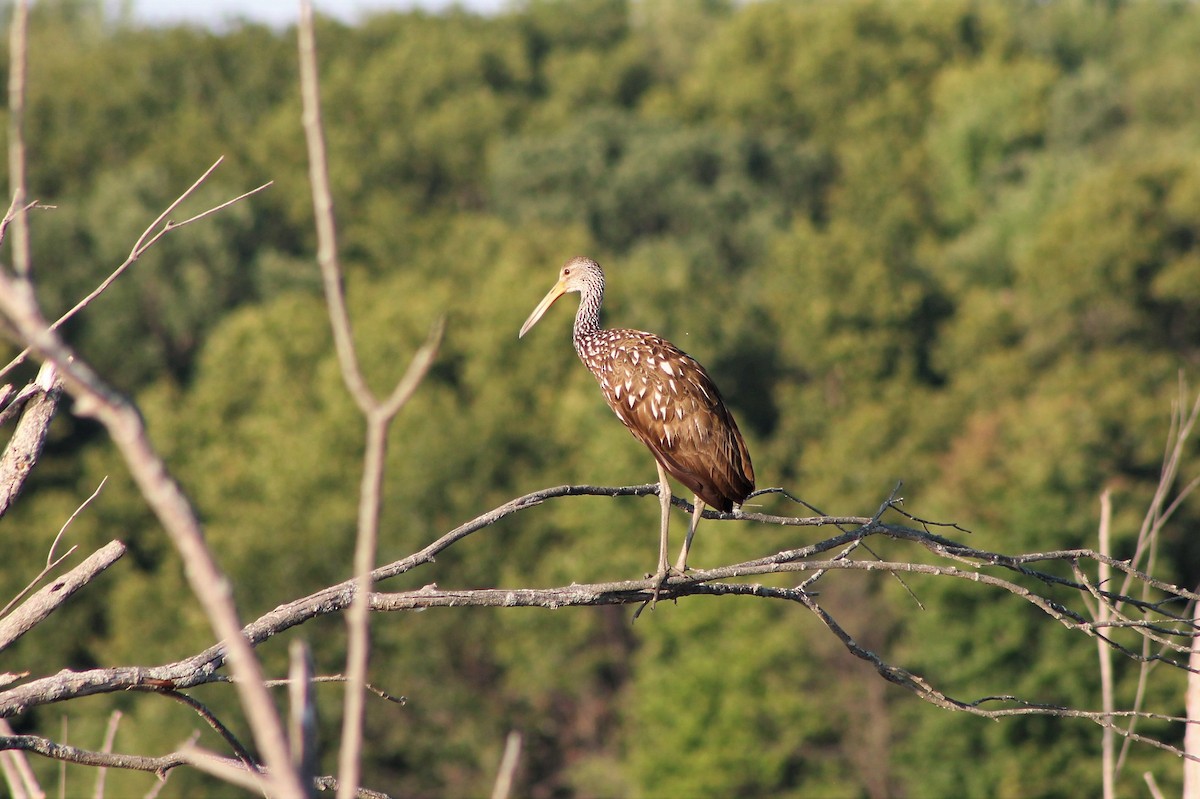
top-left (0, 159), bottom-right (272, 382)
top-left (296, 5), bottom-right (442, 797)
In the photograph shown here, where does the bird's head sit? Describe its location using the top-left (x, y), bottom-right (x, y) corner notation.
top-left (518, 256), bottom-right (604, 338)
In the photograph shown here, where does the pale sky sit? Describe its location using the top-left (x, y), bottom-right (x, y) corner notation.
top-left (130, 0), bottom-right (505, 28)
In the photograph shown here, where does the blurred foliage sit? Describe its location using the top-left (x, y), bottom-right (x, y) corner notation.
top-left (1, 0), bottom-right (1199, 796)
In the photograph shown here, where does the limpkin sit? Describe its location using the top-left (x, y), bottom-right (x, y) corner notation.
top-left (519, 256), bottom-right (754, 594)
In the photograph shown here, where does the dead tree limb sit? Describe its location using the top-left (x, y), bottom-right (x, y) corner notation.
top-left (0, 540), bottom-right (125, 651)
top-left (295, 6), bottom-right (442, 797)
top-left (0, 363), bottom-right (61, 520)
top-left (0, 734), bottom-right (390, 799)
top-left (0, 481), bottom-right (1192, 761)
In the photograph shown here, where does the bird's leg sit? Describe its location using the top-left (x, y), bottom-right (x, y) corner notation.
top-left (652, 461), bottom-right (673, 603)
top-left (675, 494), bottom-right (705, 573)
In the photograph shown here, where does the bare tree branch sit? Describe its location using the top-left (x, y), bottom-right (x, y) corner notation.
top-left (0, 476), bottom-right (108, 626)
top-left (1147, 770), bottom-right (1168, 799)
top-left (0, 541), bottom-right (125, 651)
top-left (288, 640), bottom-right (319, 799)
top-left (490, 731), bottom-right (522, 799)
top-left (0, 546), bottom-right (78, 623)
top-left (138, 688), bottom-right (259, 777)
top-left (6, 0), bottom-right (31, 280)
top-left (0, 363), bottom-right (62, 520)
top-left (0, 160), bottom-right (272, 383)
top-left (0, 385), bottom-right (16, 425)
top-left (259, 675), bottom-right (404, 705)
top-left (297, 2), bottom-right (371, 413)
top-left (47, 477), bottom-right (107, 568)
top-left (1187, 591), bottom-right (1200, 798)
top-left (1097, 490), bottom-right (1115, 799)
top-left (0, 719), bottom-right (41, 799)
top-left (0, 734), bottom-right (391, 798)
top-left (296, 5), bottom-right (442, 797)
top-left (0, 301), bottom-right (306, 796)
top-left (0, 734), bottom-right (177, 777)
top-left (91, 710), bottom-right (122, 799)
top-left (1118, 378), bottom-right (1200, 607)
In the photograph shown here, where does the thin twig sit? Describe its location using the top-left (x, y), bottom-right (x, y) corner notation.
top-left (129, 688), bottom-right (259, 777)
top-left (0, 546), bottom-right (78, 622)
top-left (1146, 770), bottom-right (1166, 799)
top-left (0, 163), bottom-right (272, 383)
top-left (142, 733), bottom-right (198, 799)
top-left (1097, 490), bottom-right (1114, 799)
top-left (258, 675), bottom-right (405, 704)
top-left (490, 732), bottom-right (522, 799)
top-left (91, 710), bottom-right (122, 799)
top-left (48, 477), bottom-right (107, 567)
top-left (288, 640), bottom-right (318, 798)
top-left (1117, 381), bottom-right (1200, 607)
top-left (57, 716), bottom-right (65, 799)
top-left (786, 585), bottom-right (1200, 763)
top-left (6, 0), bottom-right (31, 279)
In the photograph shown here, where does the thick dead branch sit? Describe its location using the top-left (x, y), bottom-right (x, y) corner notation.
top-left (0, 363), bottom-right (61, 520)
top-left (0, 540), bottom-right (125, 651)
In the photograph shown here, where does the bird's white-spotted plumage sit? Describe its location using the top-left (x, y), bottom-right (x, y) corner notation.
top-left (518, 256), bottom-right (755, 582)
top-left (538, 256), bottom-right (754, 512)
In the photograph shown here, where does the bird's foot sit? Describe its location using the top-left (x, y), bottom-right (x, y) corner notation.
top-left (651, 567), bottom-right (670, 606)
top-left (632, 567), bottom-right (686, 621)
top-left (642, 565), bottom-right (686, 591)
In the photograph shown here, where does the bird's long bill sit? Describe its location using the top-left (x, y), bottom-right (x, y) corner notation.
top-left (518, 279), bottom-right (567, 338)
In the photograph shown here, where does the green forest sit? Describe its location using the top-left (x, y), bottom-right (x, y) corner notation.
top-left (1, 0), bottom-right (1199, 795)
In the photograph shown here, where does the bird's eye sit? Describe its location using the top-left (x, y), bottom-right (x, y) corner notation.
top-left (564, 268), bottom-right (572, 276)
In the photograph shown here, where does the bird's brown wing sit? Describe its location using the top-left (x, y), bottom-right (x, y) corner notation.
top-left (591, 331), bottom-right (754, 511)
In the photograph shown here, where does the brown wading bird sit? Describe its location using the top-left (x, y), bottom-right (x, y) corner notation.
top-left (519, 256), bottom-right (755, 598)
